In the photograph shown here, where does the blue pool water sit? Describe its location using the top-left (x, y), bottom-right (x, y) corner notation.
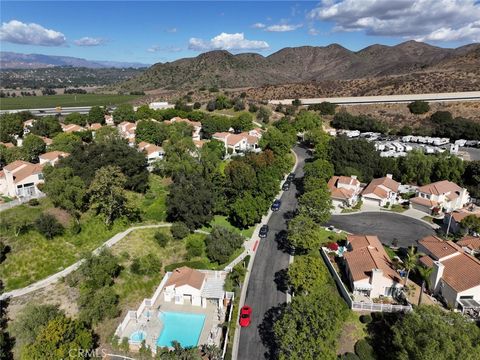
top-left (156, 311), bottom-right (206, 348)
top-left (130, 330), bottom-right (146, 342)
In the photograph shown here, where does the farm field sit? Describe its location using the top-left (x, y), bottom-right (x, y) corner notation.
top-left (0, 93), bottom-right (141, 110)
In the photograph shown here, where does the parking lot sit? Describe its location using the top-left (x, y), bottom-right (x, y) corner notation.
top-left (327, 212), bottom-right (436, 248)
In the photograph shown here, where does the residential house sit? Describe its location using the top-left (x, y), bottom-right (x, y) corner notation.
top-left (327, 175), bottom-right (362, 208)
top-left (104, 114), bottom-right (114, 125)
top-left (212, 132), bottom-right (248, 154)
top-left (61, 124), bottom-right (85, 133)
top-left (41, 137), bottom-right (53, 146)
top-left (0, 142), bottom-right (15, 149)
top-left (418, 235), bottom-right (480, 309)
top-left (23, 119), bottom-right (36, 135)
top-left (149, 102), bottom-right (174, 110)
top-left (118, 121), bottom-right (136, 140)
top-left (343, 234), bottom-right (404, 298)
top-left (165, 117), bottom-right (202, 140)
top-left (410, 180), bottom-right (470, 215)
top-left (137, 141), bottom-right (164, 169)
top-left (362, 174), bottom-right (400, 207)
top-left (0, 160), bottom-right (44, 198)
top-left (457, 236), bottom-right (480, 256)
top-left (88, 123), bottom-right (102, 131)
top-left (39, 151), bottom-right (70, 166)
top-left (443, 207), bottom-right (480, 234)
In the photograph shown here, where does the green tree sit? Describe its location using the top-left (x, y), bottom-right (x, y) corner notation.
top-left (42, 166), bottom-right (86, 219)
top-left (22, 134), bottom-right (46, 163)
top-left (287, 214), bottom-right (327, 253)
top-left (88, 165), bottom-right (128, 226)
top-left (403, 246), bottom-right (421, 285)
top-left (229, 193), bottom-right (269, 228)
top-left (75, 250), bottom-right (120, 290)
top-left (399, 150), bottom-right (433, 185)
top-left (298, 184), bottom-right (332, 224)
top-left (0, 281), bottom-right (14, 360)
top-left (136, 120), bottom-right (167, 145)
top-left (205, 226), bottom-right (244, 264)
top-left (64, 112), bottom-right (87, 126)
top-left (303, 159), bottom-right (334, 183)
top-left (88, 106), bottom-right (105, 124)
top-left (22, 315), bottom-right (94, 360)
top-left (463, 161), bottom-right (480, 197)
top-left (232, 112), bottom-right (253, 132)
top-left (304, 128), bottom-right (330, 160)
top-left (431, 153), bottom-right (464, 184)
top-left (170, 221), bottom-right (191, 240)
top-left (113, 103), bottom-right (136, 123)
top-left (391, 306), bottom-right (480, 360)
top-left (0, 113), bottom-right (23, 142)
top-left (256, 106), bottom-right (272, 123)
top-left (224, 160), bottom-right (257, 193)
top-left (34, 213), bottom-right (64, 239)
top-left (308, 101), bottom-right (337, 115)
top-left (12, 304), bottom-right (63, 346)
top-left (78, 286), bottom-right (119, 325)
top-left (408, 100), bottom-right (430, 114)
top-left (259, 127), bottom-right (295, 156)
top-left (288, 255), bottom-right (329, 294)
top-left (50, 132), bottom-right (82, 153)
top-left (274, 288), bottom-right (347, 360)
top-left (135, 104), bottom-right (154, 120)
top-left (293, 110), bottom-right (322, 132)
top-left (30, 116), bottom-right (62, 138)
top-left (461, 215), bottom-right (480, 234)
top-left (417, 265), bottom-right (433, 306)
top-left (93, 126), bottom-right (123, 144)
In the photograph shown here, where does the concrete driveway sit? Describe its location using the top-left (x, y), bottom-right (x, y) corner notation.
top-left (327, 212), bottom-right (436, 248)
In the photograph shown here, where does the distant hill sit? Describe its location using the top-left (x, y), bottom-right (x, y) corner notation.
top-left (117, 40), bottom-right (480, 92)
top-left (0, 52), bottom-right (149, 69)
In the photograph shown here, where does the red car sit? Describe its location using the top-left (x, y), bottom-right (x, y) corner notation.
top-left (239, 305), bottom-right (252, 327)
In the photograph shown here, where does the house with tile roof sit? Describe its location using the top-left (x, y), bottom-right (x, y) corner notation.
top-left (165, 117), bottom-right (202, 140)
top-left (457, 236), bottom-right (480, 256)
top-left (443, 206), bottom-right (480, 234)
top-left (61, 123), bottom-right (85, 133)
top-left (327, 175), bottom-right (362, 208)
top-left (410, 180), bottom-right (470, 215)
top-left (418, 235), bottom-right (480, 309)
top-left (41, 137), bottom-right (53, 146)
top-left (0, 160), bottom-right (44, 198)
top-left (118, 121), bottom-right (136, 140)
top-left (137, 141), bottom-right (164, 170)
top-left (39, 151), bottom-right (70, 166)
top-left (362, 174), bottom-right (400, 207)
top-left (163, 267), bottom-right (211, 307)
top-left (343, 234), bottom-right (404, 299)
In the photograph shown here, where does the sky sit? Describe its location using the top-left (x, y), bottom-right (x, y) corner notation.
top-left (1, 0), bottom-right (479, 65)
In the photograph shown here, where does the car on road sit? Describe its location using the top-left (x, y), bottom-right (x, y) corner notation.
top-left (271, 199), bottom-right (282, 211)
top-left (239, 305), bottom-right (252, 327)
top-left (282, 181), bottom-right (291, 191)
top-left (287, 173), bottom-right (295, 181)
top-left (259, 225), bottom-right (269, 238)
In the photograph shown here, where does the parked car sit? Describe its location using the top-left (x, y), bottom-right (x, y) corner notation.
top-left (239, 305), bottom-right (252, 327)
top-left (271, 199), bottom-right (282, 211)
top-left (287, 173), bottom-right (295, 181)
top-left (282, 181), bottom-right (291, 191)
top-left (259, 225), bottom-right (269, 238)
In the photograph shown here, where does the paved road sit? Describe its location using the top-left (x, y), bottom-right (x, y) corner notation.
top-left (237, 146), bottom-right (308, 360)
top-left (327, 212), bottom-right (436, 248)
top-left (269, 91), bottom-right (480, 105)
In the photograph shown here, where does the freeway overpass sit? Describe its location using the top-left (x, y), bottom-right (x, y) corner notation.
top-left (269, 91), bottom-right (480, 106)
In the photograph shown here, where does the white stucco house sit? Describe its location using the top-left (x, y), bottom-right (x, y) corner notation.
top-left (0, 160), bottom-right (44, 198)
top-left (418, 235), bottom-right (480, 310)
top-left (165, 117), bottom-right (202, 141)
top-left (361, 174), bottom-right (400, 207)
top-left (343, 235), bottom-right (404, 299)
top-left (410, 180), bottom-right (470, 214)
top-left (137, 141), bottom-right (165, 170)
top-left (39, 151), bottom-right (70, 166)
top-left (327, 175), bottom-right (362, 208)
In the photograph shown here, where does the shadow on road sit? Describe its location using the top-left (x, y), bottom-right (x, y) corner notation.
top-left (274, 269), bottom-right (289, 293)
top-left (258, 304), bottom-right (286, 360)
top-left (274, 230), bottom-right (295, 255)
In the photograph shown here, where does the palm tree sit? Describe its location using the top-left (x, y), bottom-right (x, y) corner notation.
top-left (417, 265), bottom-right (433, 306)
top-left (403, 246), bottom-right (421, 286)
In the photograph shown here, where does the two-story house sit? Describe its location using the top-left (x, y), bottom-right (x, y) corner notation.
top-left (39, 151), bottom-right (70, 166)
top-left (361, 174), bottom-right (400, 207)
top-left (0, 160), bottom-right (44, 198)
top-left (410, 180), bottom-right (470, 214)
top-left (137, 141), bottom-right (165, 170)
top-left (327, 175), bottom-right (362, 208)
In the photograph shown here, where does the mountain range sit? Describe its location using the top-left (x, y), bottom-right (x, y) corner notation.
top-left (117, 40), bottom-right (480, 92)
top-left (0, 52), bottom-right (149, 69)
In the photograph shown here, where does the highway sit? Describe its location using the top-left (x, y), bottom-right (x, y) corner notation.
top-left (0, 106), bottom-right (102, 116)
top-left (269, 91), bottom-right (480, 106)
top-left (236, 145), bottom-right (308, 360)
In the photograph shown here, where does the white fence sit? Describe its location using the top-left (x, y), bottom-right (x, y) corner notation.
top-left (222, 292), bottom-right (235, 359)
top-left (0, 193), bottom-right (45, 212)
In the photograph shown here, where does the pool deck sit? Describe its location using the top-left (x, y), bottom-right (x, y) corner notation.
top-left (120, 295), bottom-right (224, 351)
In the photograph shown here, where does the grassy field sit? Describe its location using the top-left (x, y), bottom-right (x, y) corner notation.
top-left (201, 215), bottom-right (256, 239)
top-left (0, 94), bottom-right (141, 110)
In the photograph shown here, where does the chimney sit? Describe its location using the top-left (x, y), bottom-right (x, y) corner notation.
top-left (432, 261), bottom-right (444, 290)
top-left (351, 175), bottom-right (357, 180)
top-left (386, 174), bottom-right (393, 179)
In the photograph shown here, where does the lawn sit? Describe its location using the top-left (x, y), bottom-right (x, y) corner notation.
top-left (383, 245), bottom-right (398, 260)
top-left (0, 94), bottom-right (141, 110)
top-left (422, 215), bottom-right (435, 223)
top-left (0, 175), bottom-right (168, 291)
top-left (201, 215), bottom-right (256, 239)
top-left (337, 312), bottom-right (368, 355)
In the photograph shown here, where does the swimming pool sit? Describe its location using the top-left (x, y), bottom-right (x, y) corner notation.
top-left (130, 330), bottom-right (146, 343)
top-left (156, 311), bottom-right (206, 348)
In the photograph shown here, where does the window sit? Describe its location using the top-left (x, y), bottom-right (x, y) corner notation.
top-left (38, 173), bottom-right (44, 180)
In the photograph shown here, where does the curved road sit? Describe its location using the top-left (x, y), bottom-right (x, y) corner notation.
top-left (236, 145), bottom-right (309, 360)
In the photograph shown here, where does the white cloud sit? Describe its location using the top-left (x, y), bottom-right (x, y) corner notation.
top-left (308, 28), bottom-right (320, 36)
top-left (265, 24), bottom-right (303, 32)
top-left (166, 27), bottom-right (177, 33)
top-left (0, 19), bottom-right (66, 46)
top-left (252, 22), bottom-right (266, 29)
top-left (308, 0), bottom-right (480, 42)
top-left (188, 33), bottom-right (269, 51)
top-left (147, 45), bottom-right (183, 53)
top-left (74, 37), bottom-right (106, 46)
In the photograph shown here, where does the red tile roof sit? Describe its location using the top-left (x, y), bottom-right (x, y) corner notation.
top-left (165, 267), bottom-right (205, 290)
top-left (417, 180), bottom-right (463, 195)
top-left (457, 236), bottom-right (480, 252)
top-left (410, 196), bottom-right (438, 208)
top-left (418, 235), bottom-right (462, 260)
top-left (362, 176), bottom-right (400, 199)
